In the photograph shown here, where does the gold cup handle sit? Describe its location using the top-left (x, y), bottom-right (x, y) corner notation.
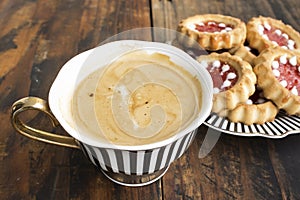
top-left (11, 97), bottom-right (80, 149)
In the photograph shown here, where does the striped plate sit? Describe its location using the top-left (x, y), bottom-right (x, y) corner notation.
top-left (204, 110), bottom-right (300, 138)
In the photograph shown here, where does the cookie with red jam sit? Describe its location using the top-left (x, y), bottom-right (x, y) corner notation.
top-left (254, 47), bottom-right (300, 115)
top-left (228, 87), bottom-right (278, 125)
top-left (197, 52), bottom-right (257, 116)
top-left (178, 14), bottom-right (247, 51)
top-left (247, 16), bottom-right (300, 53)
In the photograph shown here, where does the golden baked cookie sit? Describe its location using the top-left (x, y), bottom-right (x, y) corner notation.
top-left (229, 44), bottom-right (257, 66)
top-left (228, 87), bottom-right (278, 125)
top-left (178, 14), bottom-right (247, 51)
top-left (254, 47), bottom-right (300, 115)
top-left (197, 52), bottom-right (257, 116)
top-left (247, 16), bottom-right (300, 53)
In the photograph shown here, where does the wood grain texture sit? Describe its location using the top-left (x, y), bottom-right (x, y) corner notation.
top-left (151, 0), bottom-right (300, 31)
top-left (0, 0), bottom-right (157, 199)
top-left (1, 0), bottom-right (300, 199)
top-left (151, 0), bottom-right (300, 200)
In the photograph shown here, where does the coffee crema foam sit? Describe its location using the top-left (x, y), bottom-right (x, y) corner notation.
top-left (73, 50), bottom-right (202, 145)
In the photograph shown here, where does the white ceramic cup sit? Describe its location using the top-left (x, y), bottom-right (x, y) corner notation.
top-left (11, 40), bottom-right (213, 186)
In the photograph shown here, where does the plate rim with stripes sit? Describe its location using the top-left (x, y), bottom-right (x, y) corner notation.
top-left (204, 110), bottom-right (300, 138)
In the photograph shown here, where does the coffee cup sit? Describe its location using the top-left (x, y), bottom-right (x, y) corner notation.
top-left (11, 40), bottom-right (213, 186)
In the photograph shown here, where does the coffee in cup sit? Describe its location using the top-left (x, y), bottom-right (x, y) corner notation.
top-left (72, 49), bottom-right (203, 146)
top-left (11, 40), bottom-right (213, 186)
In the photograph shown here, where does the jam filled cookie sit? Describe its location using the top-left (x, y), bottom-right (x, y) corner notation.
top-left (247, 16), bottom-right (300, 53)
top-left (228, 87), bottom-right (278, 125)
top-left (197, 52), bottom-right (257, 116)
top-left (254, 47), bottom-right (300, 115)
top-left (178, 14), bottom-right (247, 51)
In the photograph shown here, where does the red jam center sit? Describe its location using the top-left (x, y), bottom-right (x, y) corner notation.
top-left (206, 61), bottom-right (238, 92)
top-left (259, 22), bottom-right (296, 50)
top-left (264, 28), bottom-right (290, 47)
top-left (195, 21), bottom-right (233, 33)
top-left (273, 57), bottom-right (300, 95)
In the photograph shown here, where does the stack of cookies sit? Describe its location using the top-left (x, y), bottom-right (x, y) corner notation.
top-left (177, 14), bottom-right (300, 125)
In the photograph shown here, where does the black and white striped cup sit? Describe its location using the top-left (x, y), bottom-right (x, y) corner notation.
top-left (11, 40), bottom-right (213, 186)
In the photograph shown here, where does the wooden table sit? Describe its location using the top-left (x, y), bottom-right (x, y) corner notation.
top-left (1, 0), bottom-right (300, 199)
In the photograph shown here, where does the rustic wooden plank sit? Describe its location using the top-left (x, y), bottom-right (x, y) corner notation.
top-left (0, 1), bottom-right (46, 195)
top-left (0, 5), bottom-right (86, 196)
top-left (268, 136), bottom-right (300, 200)
top-left (238, 137), bottom-right (283, 200)
top-left (151, 0), bottom-right (300, 31)
top-left (0, 0), bottom-right (159, 199)
top-left (29, 0), bottom-right (85, 98)
top-left (0, 1), bottom-right (39, 78)
top-left (78, 0), bottom-right (153, 52)
top-left (162, 126), bottom-right (244, 200)
top-left (0, 53), bottom-right (37, 199)
top-left (151, 0), bottom-right (300, 199)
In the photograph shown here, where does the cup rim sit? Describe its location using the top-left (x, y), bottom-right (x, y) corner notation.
top-left (49, 40), bottom-right (213, 151)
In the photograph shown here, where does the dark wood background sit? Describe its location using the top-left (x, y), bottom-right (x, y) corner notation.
top-left (1, 0), bottom-right (300, 199)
